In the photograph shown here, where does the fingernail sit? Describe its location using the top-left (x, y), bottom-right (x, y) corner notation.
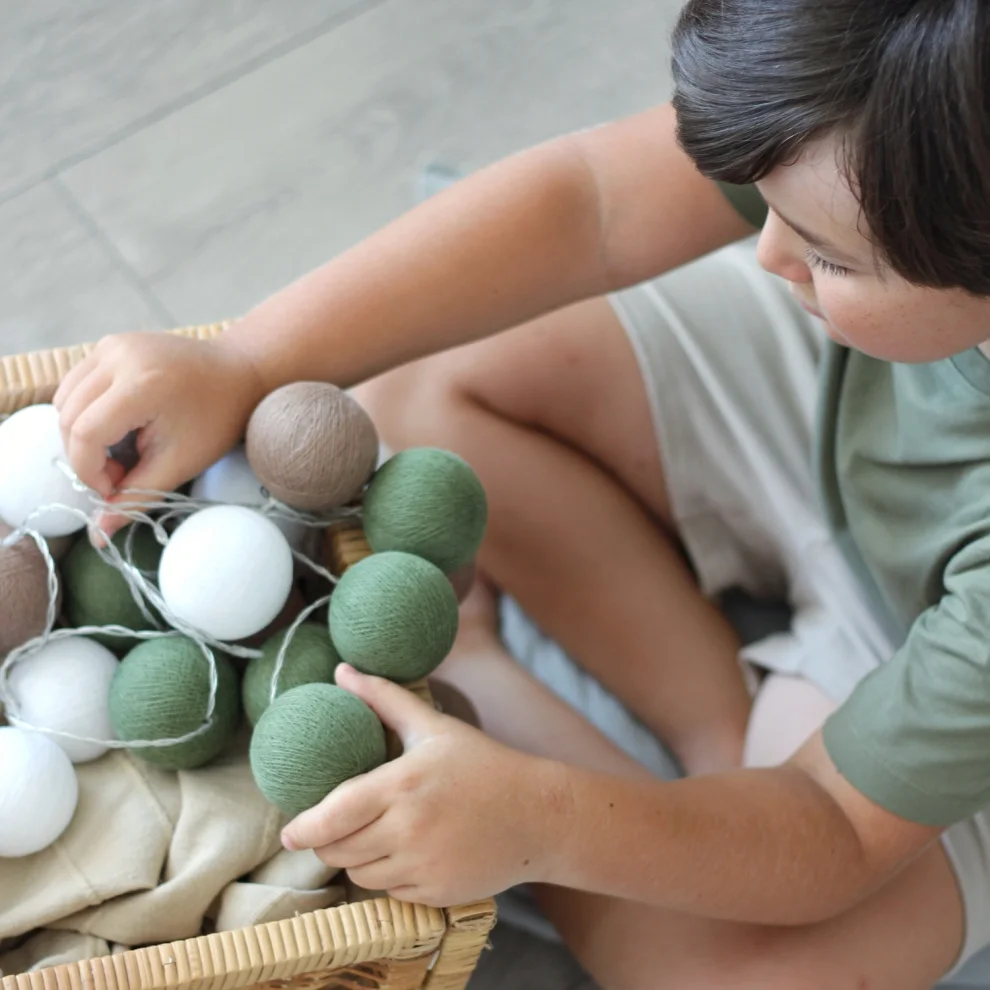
top-left (281, 831), bottom-right (297, 851)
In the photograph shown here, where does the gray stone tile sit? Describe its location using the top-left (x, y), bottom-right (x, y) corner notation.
top-left (469, 923), bottom-right (596, 990)
top-left (0, 0), bottom-right (371, 201)
top-left (61, 0), bottom-right (679, 326)
top-left (0, 182), bottom-right (166, 356)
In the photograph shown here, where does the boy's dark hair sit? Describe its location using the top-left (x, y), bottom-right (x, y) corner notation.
top-left (672, 0), bottom-right (990, 294)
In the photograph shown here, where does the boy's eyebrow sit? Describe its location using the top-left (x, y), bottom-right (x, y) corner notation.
top-left (764, 201), bottom-right (860, 265)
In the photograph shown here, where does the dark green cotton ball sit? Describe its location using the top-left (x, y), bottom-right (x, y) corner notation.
top-left (363, 448), bottom-right (488, 574)
top-left (242, 622), bottom-right (342, 726)
top-left (250, 683), bottom-right (386, 817)
top-left (109, 637), bottom-right (241, 770)
top-left (329, 551), bottom-right (458, 682)
top-left (62, 524), bottom-right (164, 653)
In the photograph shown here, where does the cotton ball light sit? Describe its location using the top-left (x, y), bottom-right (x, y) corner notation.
top-left (0, 404), bottom-right (94, 537)
top-left (447, 561), bottom-right (477, 603)
top-left (0, 727), bottom-right (79, 857)
top-left (159, 505), bottom-right (293, 641)
top-left (62, 524), bottom-right (163, 652)
top-left (6, 636), bottom-right (118, 763)
top-left (250, 683), bottom-right (386, 818)
top-left (363, 448), bottom-right (488, 574)
top-left (191, 446), bottom-right (308, 550)
top-left (236, 586), bottom-right (307, 649)
top-left (242, 623), bottom-right (341, 726)
top-left (109, 637), bottom-right (241, 770)
top-left (0, 523), bottom-right (55, 656)
top-left (329, 551), bottom-right (459, 683)
top-left (245, 383), bottom-right (379, 513)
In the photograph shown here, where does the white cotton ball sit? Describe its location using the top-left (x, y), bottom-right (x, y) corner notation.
top-left (190, 446), bottom-right (308, 549)
top-left (159, 505), bottom-right (294, 641)
top-left (0, 727), bottom-right (79, 857)
top-left (0, 405), bottom-right (93, 537)
top-left (8, 636), bottom-right (119, 763)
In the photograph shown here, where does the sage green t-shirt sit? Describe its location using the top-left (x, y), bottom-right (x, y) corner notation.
top-left (721, 183), bottom-right (990, 828)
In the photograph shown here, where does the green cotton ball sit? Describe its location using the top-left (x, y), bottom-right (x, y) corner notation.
top-left (62, 525), bottom-right (164, 653)
top-left (363, 448), bottom-right (488, 574)
top-left (109, 637), bottom-right (241, 770)
top-left (242, 623), bottom-right (341, 726)
top-left (250, 683), bottom-right (386, 817)
top-left (329, 551), bottom-right (458, 682)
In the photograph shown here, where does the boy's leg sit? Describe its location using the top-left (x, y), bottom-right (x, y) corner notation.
top-left (355, 297), bottom-right (750, 774)
top-left (440, 601), bottom-right (965, 990)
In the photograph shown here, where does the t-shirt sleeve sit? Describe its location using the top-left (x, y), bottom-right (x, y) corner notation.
top-left (823, 537), bottom-right (990, 827)
top-left (717, 183), bottom-right (769, 229)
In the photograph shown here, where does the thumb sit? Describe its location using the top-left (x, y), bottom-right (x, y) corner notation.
top-left (335, 664), bottom-right (443, 747)
top-left (92, 447), bottom-right (189, 544)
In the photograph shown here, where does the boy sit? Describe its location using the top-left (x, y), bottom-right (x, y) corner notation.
top-left (54, 0), bottom-right (990, 985)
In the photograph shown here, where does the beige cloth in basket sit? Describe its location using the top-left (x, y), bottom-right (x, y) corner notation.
top-left (0, 732), bottom-right (345, 976)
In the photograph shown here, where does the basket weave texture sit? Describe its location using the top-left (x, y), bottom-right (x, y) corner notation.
top-left (0, 329), bottom-right (496, 990)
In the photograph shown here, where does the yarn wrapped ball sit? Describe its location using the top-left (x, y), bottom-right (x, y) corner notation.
top-left (242, 622), bottom-right (341, 725)
top-left (62, 524), bottom-right (164, 652)
top-left (0, 727), bottom-right (79, 858)
top-left (0, 523), bottom-right (55, 656)
top-left (245, 383), bottom-right (379, 513)
top-left (191, 446), bottom-right (307, 549)
top-left (329, 551), bottom-right (458, 682)
top-left (236, 586), bottom-right (307, 650)
top-left (447, 560), bottom-right (477, 603)
top-left (0, 404), bottom-right (93, 537)
top-left (250, 683), bottom-right (386, 817)
top-left (7, 636), bottom-right (119, 763)
top-left (363, 448), bottom-right (487, 574)
top-left (158, 506), bottom-right (294, 641)
top-left (108, 637), bottom-right (241, 770)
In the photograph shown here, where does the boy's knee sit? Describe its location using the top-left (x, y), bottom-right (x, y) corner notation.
top-left (657, 928), bottom-right (846, 990)
top-left (353, 351), bottom-right (480, 448)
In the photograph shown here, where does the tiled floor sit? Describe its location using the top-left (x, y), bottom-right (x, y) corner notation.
top-left (4, 2), bottom-right (684, 985)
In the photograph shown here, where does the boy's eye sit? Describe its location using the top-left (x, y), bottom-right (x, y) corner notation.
top-left (805, 248), bottom-right (851, 278)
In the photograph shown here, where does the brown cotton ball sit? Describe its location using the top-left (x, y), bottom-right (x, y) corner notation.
top-left (44, 534), bottom-right (78, 562)
top-left (246, 383), bottom-right (379, 513)
top-left (447, 561), bottom-right (477, 603)
top-left (0, 523), bottom-right (57, 655)
top-left (236, 586), bottom-right (308, 650)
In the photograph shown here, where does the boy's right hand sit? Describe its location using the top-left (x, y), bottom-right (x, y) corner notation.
top-left (53, 331), bottom-right (268, 536)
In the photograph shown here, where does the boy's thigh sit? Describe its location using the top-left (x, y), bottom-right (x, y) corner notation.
top-left (363, 295), bottom-right (674, 526)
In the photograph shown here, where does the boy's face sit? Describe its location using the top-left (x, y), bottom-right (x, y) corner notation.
top-left (755, 138), bottom-right (990, 363)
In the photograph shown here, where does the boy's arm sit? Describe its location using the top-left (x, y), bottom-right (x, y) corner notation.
top-left (220, 102), bottom-right (754, 393)
top-left (56, 104), bottom-right (753, 504)
top-left (284, 670), bottom-right (937, 922)
top-left (541, 731), bottom-right (940, 925)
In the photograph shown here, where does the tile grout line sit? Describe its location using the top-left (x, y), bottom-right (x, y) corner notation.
top-left (0, 0), bottom-right (393, 210)
top-left (48, 174), bottom-right (178, 331)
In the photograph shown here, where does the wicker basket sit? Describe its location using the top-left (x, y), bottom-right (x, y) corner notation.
top-left (0, 327), bottom-right (496, 990)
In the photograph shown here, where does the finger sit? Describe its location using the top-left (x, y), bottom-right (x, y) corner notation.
top-left (65, 386), bottom-right (151, 499)
top-left (282, 776), bottom-right (388, 851)
top-left (52, 352), bottom-right (99, 411)
top-left (335, 664), bottom-right (444, 747)
top-left (56, 369), bottom-right (114, 490)
top-left (92, 435), bottom-right (185, 541)
top-left (383, 885), bottom-right (423, 904)
top-left (312, 817), bottom-right (391, 870)
top-left (345, 856), bottom-right (399, 894)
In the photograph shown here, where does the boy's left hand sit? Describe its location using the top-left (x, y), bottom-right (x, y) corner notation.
top-left (281, 664), bottom-right (563, 907)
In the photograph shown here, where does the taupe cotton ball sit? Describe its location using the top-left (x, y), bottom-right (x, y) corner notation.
top-left (0, 523), bottom-right (56, 656)
top-left (236, 586), bottom-right (307, 650)
top-left (44, 534), bottom-right (77, 563)
top-left (447, 561), bottom-right (477, 603)
top-left (246, 384), bottom-right (379, 513)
